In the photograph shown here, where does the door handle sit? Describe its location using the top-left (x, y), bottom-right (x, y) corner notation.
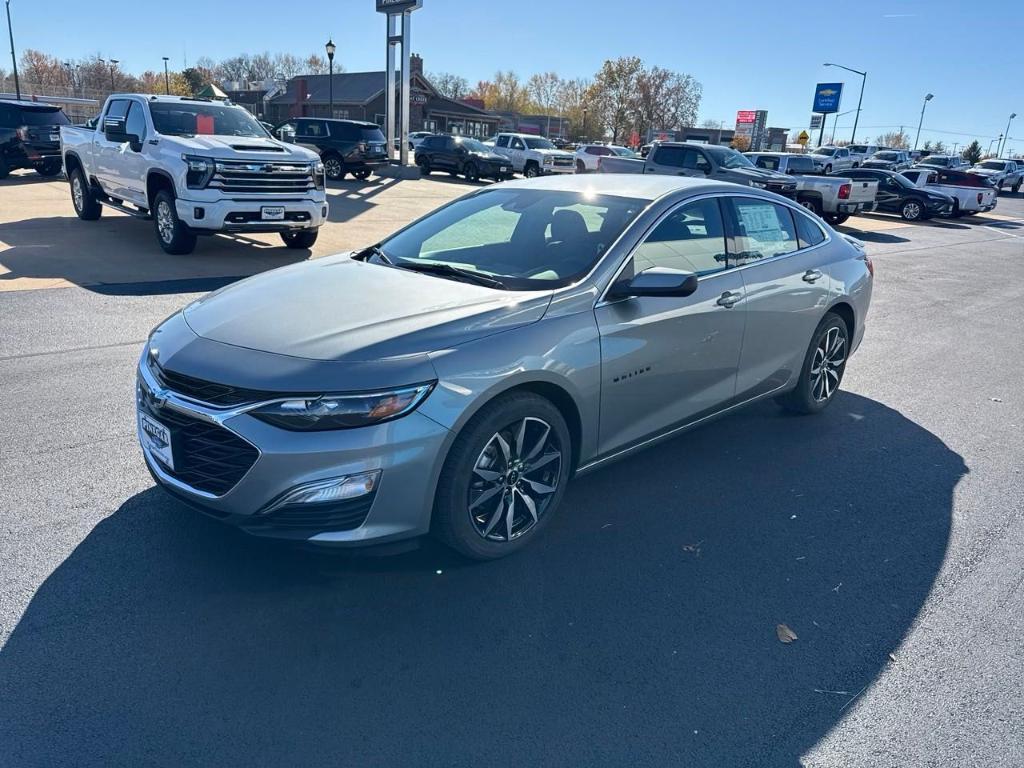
top-left (803, 269), bottom-right (824, 283)
top-left (717, 291), bottom-right (742, 308)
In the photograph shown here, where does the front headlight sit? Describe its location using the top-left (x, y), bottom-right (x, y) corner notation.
top-left (543, 156), bottom-right (554, 165)
top-left (313, 160), bottom-right (325, 190)
top-left (249, 382), bottom-right (434, 431)
top-left (182, 154), bottom-right (215, 189)
top-left (750, 182), bottom-right (767, 189)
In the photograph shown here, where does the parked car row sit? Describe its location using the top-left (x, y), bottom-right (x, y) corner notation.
top-left (0, 98), bottom-right (70, 179)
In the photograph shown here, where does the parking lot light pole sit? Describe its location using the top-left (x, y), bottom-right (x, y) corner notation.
top-left (109, 59), bottom-right (118, 91)
top-left (325, 39), bottom-right (335, 117)
top-left (998, 113), bottom-right (1016, 157)
top-left (824, 62), bottom-right (866, 142)
top-left (162, 56), bottom-right (169, 95)
top-left (5, 0), bottom-right (20, 99)
top-left (914, 93), bottom-right (934, 151)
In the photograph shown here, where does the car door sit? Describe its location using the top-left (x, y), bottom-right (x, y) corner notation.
top-left (870, 173), bottom-right (903, 211)
top-left (836, 147), bottom-right (852, 170)
top-left (724, 196), bottom-right (832, 399)
top-left (117, 100), bottom-right (150, 207)
top-left (293, 119), bottom-right (328, 156)
top-left (595, 195), bottom-right (746, 454)
top-left (508, 136), bottom-right (527, 171)
top-left (95, 98), bottom-right (130, 194)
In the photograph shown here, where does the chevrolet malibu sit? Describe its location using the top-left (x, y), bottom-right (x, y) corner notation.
top-left (138, 175), bottom-right (873, 559)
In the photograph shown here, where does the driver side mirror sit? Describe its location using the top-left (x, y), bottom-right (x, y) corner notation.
top-left (279, 127), bottom-right (296, 143)
top-left (607, 267), bottom-right (699, 300)
top-left (104, 117), bottom-right (142, 152)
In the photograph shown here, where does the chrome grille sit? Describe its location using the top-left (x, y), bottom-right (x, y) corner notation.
top-left (209, 160), bottom-right (315, 195)
top-left (552, 156), bottom-right (575, 167)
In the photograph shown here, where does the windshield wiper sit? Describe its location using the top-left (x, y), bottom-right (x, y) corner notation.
top-left (396, 261), bottom-right (506, 289)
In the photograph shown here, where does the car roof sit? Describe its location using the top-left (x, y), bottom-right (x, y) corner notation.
top-left (0, 98), bottom-right (64, 110)
top-left (496, 173), bottom-right (728, 201)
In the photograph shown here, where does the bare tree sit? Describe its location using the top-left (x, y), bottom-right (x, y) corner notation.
top-left (593, 56), bottom-right (643, 143)
top-left (491, 70), bottom-right (531, 112)
top-left (876, 129), bottom-right (910, 149)
top-left (429, 71), bottom-right (470, 100)
top-left (274, 53), bottom-right (303, 79)
top-left (305, 54), bottom-right (329, 75)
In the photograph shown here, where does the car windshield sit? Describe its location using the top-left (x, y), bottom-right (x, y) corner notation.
top-left (611, 146), bottom-right (637, 157)
top-left (149, 101), bottom-right (269, 137)
top-left (457, 138), bottom-right (490, 153)
top-left (848, 145), bottom-right (869, 153)
top-left (815, 147), bottom-right (837, 156)
top-left (919, 157), bottom-right (948, 166)
top-left (874, 152), bottom-right (899, 160)
top-left (17, 107), bottom-right (71, 126)
top-left (978, 161), bottom-right (1005, 169)
top-left (524, 137), bottom-right (556, 149)
top-left (708, 146), bottom-right (754, 169)
top-left (378, 188), bottom-right (647, 290)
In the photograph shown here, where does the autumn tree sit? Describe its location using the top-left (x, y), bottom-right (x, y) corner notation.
top-left (593, 56), bottom-right (642, 143)
top-left (633, 66), bottom-right (701, 140)
top-left (730, 135), bottom-right (751, 151)
top-left (876, 129), bottom-right (910, 149)
top-left (305, 54), bottom-right (329, 75)
top-left (430, 71), bottom-right (470, 100)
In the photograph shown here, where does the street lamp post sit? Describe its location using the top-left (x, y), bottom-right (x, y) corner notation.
top-left (988, 136), bottom-right (1002, 156)
top-left (325, 39), bottom-right (336, 118)
top-left (998, 113), bottom-right (1016, 157)
top-left (162, 56), bottom-right (169, 95)
top-left (824, 62), bottom-right (866, 143)
top-left (5, 0), bottom-right (20, 99)
top-left (913, 93), bottom-right (934, 151)
top-left (581, 106), bottom-right (588, 140)
top-left (109, 58), bottom-right (118, 91)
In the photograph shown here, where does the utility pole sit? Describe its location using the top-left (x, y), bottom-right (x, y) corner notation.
top-left (5, 0), bottom-right (20, 99)
top-left (162, 57), bottom-right (170, 94)
top-left (109, 59), bottom-right (118, 91)
top-left (998, 113), bottom-right (1016, 157)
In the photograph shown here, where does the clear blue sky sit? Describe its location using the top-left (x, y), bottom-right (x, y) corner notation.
top-left (10, 0), bottom-right (1024, 152)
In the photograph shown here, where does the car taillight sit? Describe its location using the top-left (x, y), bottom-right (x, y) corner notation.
top-left (978, 192), bottom-right (984, 204)
top-left (838, 183), bottom-right (851, 200)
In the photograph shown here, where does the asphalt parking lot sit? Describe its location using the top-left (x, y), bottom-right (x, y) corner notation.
top-left (2, 171), bottom-right (1023, 767)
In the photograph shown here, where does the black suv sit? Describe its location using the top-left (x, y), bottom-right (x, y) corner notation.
top-left (274, 118), bottom-right (388, 181)
top-left (415, 135), bottom-right (513, 182)
top-left (0, 99), bottom-right (70, 179)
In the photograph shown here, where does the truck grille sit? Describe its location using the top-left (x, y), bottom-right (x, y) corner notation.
top-left (209, 160), bottom-right (315, 195)
top-left (552, 156), bottom-right (575, 167)
top-left (139, 375), bottom-right (259, 496)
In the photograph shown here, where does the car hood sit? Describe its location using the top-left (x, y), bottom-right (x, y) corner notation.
top-left (729, 166), bottom-right (795, 184)
top-left (165, 134), bottom-right (318, 162)
top-left (532, 148), bottom-right (573, 158)
top-left (472, 151), bottom-right (509, 163)
top-left (181, 253), bottom-right (552, 362)
top-left (967, 168), bottom-right (1001, 176)
top-left (864, 159), bottom-right (895, 166)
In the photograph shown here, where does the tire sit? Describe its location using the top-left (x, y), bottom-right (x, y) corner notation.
top-left (798, 197), bottom-right (824, 218)
top-left (323, 154), bottom-right (345, 180)
top-left (1013, 182), bottom-right (1021, 194)
top-left (997, 181), bottom-right (1004, 192)
top-left (432, 392), bottom-right (573, 560)
top-left (152, 189), bottom-right (197, 255)
top-left (775, 313), bottom-right (850, 415)
top-left (824, 213), bottom-right (850, 226)
top-left (824, 164), bottom-right (832, 175)
top-left (523, 162), bottom-right (540, 179)
top-left (576, 159), bottom-right (586, 174)
top-left (69, 166), bottom-right (102, 221)
top-left (417, 156), bottom-right (431, 175)
top-left (280, 229), bottom-right (319, 249)
top-left (36, 159), bottom-right (63, 177)
top-left (353, 169), bottom-right (371, 181)
top-left (463, 162), bottom-right (479, 182)
top-left (900, 199), bottom-right (925, 221)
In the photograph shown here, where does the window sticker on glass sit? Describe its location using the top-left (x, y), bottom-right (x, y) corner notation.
top-left (737, 203), bottom-right (783, 237)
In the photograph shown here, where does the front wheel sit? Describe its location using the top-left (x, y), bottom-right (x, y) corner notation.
top-left (417, 156), bottom-right (431, 175)
top-left (36, 159), bottom-right (63, 177)
top-left (432, 392), bottom-right (572, 560)
top-left (576, 159), bottom-right (586, 174)
top-left (69, 167), bottom-right (102, 220)
top-left (523, 163), bottom-right (540, 179)
top-left (776, 313), bottom-right (850, 415)
top-left (281, 229), bottom-right (319, 249)
top-left (900, 199), bottom-right (925, 221)
top-left (463, 162), bottom-right (479, 182)
top-left (824, 164), bottom-right (832, 174)
top-left (153, 189), bottom-right (197, 254)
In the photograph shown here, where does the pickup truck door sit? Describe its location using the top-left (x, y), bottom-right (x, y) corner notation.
top-left (595, 197), bottom-right (745, 454)
top-left (116, 100), bottom-right (150, 207)
top-left (95, 98), bottom-right (131, 195)
top-left (508, 136), bottom-right (527, 171)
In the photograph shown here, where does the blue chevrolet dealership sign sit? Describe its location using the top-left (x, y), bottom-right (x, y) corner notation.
top-left (812, 83), bottom-right (844, 114)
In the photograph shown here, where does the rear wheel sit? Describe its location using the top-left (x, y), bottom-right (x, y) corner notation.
top-left (798, 197), bottom-right (824, 217)
top-left (353, 169), bottom-right (371, 181)
top-left (1013, 181), bottom-right (1021, 194)
top-left (776, 313), bottom-right (849, 415)
top-left (69, 167), bottom-right (102, 220)
top-left (36, 158), bottom-right (63, 177)
top-left (153, 189), bottom-right (197, 255)
top-left (432, 392), bottom-right (572, 560)
top-left (280, 229), bottom-right (319, 249)
top-left (824, 212), bottom-right (850, 226)
top-left (323, 154), bottom-right (345, 180)
top-left (0, 155), bottom-right (9, 180)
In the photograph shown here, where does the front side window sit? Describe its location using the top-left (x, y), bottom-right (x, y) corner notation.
top-left (125, 101), bottom-right (147, 140)
top-left (725, 198), bottom-right (798, 266)
top-left (651, 146), bottom-right (686, 168)
top-left (379, 189), bottom-right (646, 289)
top-left (754, 156), bottom-right (780, 171)
top-left (511, 137), bottom-right (526, 150)
top-left (631, 197), bottom-right (727, 276)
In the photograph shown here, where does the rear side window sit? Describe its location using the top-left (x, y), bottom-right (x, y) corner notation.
top-left (299, 120), bottom-right (329, 138)
top-left (651, 146), bottom-right (685, 168)
top-left (793, 209), bottom-right (826, 248)
top-left (725, 198), bottom-right (799, 266)
top-left (16, 107), bottom-right (70, 126)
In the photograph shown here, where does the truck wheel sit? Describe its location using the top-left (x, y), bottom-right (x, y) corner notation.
top-left (153, 189), bottom-right (197, 255)
top-left (823, 213), bottom-right (850, 226)
top-left (36, 159), bottom-right (64, 177)
top-left (824, 164), bottom-right (832, 174)
top-left (323, 154), bottom-right (345, 181)
top-left (523, 162), bottom-right (540, 179)
top-left (1013, 182), bottom-right (1021, 194)
top-left (799, 198), bottom-right (824, 217)
top-left (281, 229), bottom-right (319, 249)
top-left (576, 159), bottom-right (586, 173)
top-left (70, 167), bottom-right (102, 221)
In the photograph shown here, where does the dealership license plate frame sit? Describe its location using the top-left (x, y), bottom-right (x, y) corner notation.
top-left (138, 411), bottom-right (175, 470)
top-left (261, 206), bottom-right (286, 221)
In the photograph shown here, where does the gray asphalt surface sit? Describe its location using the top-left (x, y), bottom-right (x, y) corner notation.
top-left (2, 193), bottom-right (1023, 767)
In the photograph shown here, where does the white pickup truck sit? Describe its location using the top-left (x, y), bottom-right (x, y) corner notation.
top-left (490, 132), bottom-right (576, 177)
top-left (744, 152), bottom-right (878, 225)
top-left (900, 168), bottom-right (998, 217)
top-left (61, 94), bottom-right (328, 254)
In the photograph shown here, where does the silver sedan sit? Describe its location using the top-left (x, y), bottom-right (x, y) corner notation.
top-left (137, 175), bottom-right (873, 559)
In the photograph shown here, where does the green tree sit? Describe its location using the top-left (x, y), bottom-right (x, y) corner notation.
top-left (181, 67), bottom-right (207, 95)
top-left (963, 140), bottom-right (983, 164)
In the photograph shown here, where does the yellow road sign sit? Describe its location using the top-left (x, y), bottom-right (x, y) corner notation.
top-left (797, 130), bottom-right (810, 145)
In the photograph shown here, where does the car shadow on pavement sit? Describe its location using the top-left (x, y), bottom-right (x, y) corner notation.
top-left (839, 230), bottom-right (911, 244)
top-left (0, 216), bottom-right (310, 293)
top-left (0, 393), bottom-right (965, 767)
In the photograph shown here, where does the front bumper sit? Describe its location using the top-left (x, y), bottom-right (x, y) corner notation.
top-left (542, 164), bottom-right (576, 175)
top-left (136, 354), bottom-right (450, 545)
top-left (176, 196), bottom-right (328, 233)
